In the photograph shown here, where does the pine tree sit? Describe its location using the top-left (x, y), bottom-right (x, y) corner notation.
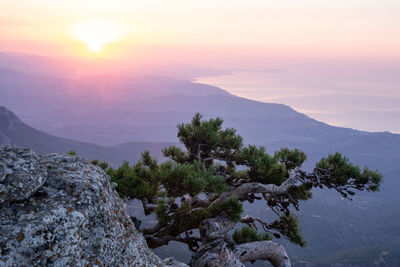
top-left (105, 113), bottom-right (382, 267)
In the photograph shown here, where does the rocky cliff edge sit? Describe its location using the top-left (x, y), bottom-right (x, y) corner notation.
top-left (0, 146), bottom-right (186, 267)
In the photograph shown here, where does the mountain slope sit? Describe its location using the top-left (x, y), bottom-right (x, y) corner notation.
top-left (0, 106), bottom-right (172, 167)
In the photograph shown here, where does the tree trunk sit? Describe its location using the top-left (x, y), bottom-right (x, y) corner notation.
top-left (191, 215), bottom-right (292, 267)
top-left (191, 240), bottom-right (244, 267)
top-left (234, 241), bottom-right (291, 267)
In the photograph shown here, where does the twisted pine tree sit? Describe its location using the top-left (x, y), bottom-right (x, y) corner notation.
top-left (106, 113), bottom-right (382, 267)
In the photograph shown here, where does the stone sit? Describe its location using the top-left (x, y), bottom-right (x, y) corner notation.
top-left (0, 146), bottom-right (187, 267)
top-left (0, 146), bottom-right (47, 205)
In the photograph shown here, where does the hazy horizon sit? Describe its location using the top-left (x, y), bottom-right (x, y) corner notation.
top-left (1, 50), bottom-right (399, 134)
top-left (1, 0), bottom-right (400, 133)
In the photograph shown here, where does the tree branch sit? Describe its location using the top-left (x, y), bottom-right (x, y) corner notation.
top-left (199, 215), bottom-right (236, 242)
top-left (145, 235), bottom-right (184, 249)
top-left (234, 240), bottom-right (291, 267)
top-left (182, 194), bottom-right (211, 209)
top-left (141, 198), bottom-right (157, 215)
top-left (211, 168), bottom-right (305, 205)
top-left (191, 240), bottom-right (245, 267)
top-left (240, 215), bottom-right (271, 232)
top-left (141, 224), bottom-right (161, 235)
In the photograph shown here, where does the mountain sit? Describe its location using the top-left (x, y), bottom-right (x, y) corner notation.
top-left (0, 52), bottom-right (71, 77)
top-left (1, 52), bottom-right (400, 266)
top-left (0, 106), bottom-right (173, 167)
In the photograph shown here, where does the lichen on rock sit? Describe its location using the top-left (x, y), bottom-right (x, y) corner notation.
top-left (0, 146), bottom-right (185, 267)
top-left (0, 147), bottom-right (47, 205)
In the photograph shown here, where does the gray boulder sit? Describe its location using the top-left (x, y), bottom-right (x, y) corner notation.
top-left (0, 147), bottom-right (47, 205)
top-left (0, 146), bottom-right (185, 267)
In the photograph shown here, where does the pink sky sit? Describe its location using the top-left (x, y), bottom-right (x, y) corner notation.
top-left (1, 0), bottom-right (399, 133)
top-left (1, 0), bottom-right (399, 58)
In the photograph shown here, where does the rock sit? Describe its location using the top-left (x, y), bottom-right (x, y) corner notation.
top-left (0, 146), bottom-right (47, 205)
top-left (0, 146), bottom-right (186, 266)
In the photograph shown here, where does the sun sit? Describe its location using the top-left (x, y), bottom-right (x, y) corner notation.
top-left (70, 20), bottom-right (125, 53)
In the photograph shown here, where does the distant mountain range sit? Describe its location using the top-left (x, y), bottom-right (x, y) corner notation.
top-left (0, 106), bottom-right (174, 167)
top-left (1, 52), bottom-right (400, 266)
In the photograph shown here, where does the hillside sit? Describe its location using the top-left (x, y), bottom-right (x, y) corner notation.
top-left (0, 106), bottom-right (172, 167)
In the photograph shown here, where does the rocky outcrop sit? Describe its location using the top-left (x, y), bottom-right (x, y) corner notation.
top-left (0, 146), bottom-right (186, 267)
top-left (0, 147), bottom-right (47, 204)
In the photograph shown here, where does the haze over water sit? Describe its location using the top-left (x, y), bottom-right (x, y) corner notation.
top-left (196, 60), bottom-right (400, 133)
top-left (1, 0), bottom-right (399, 133)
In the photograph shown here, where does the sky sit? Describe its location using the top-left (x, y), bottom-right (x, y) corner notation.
top-left (1, 0), bottom-right (400, 133)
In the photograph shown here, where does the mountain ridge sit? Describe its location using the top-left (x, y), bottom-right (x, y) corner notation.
top-left (0, 106), bottom-right (174, 167)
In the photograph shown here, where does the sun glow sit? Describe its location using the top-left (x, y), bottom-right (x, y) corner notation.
top-left (70, 20), bottom-right (126, 53)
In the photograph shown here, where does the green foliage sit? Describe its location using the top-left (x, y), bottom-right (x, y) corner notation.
top-left (316, 153), bottom-right (382, 192)
top-left (105, 113), bottom-right (381, 256)
top-left (270, 214), bottom-right (306, 247)
top-left (155, 199), bottom-right (171, 228)
top-left (108, 162), bottom-right (153, 200)
top-left (162, 145), bottom-right (188, 163)
top-left (287, 184), bottom-right (313, 201)
top-left (91, 159), bottom-right (110, 171)
top-left (107, 151), bottom-right (162, 201)
top-left (275, 148), bottom-right (307, 170)
top-left (67, 150), bottom-right (76, 156)
top-left (203, 169), bottom-right (227, 193)
top-left (176, 113), bottom-right (243, 165)
top-left (159, 161), bottom-right (206, 196)
top-left (360, 168), bottom-right (382, 191)
top-left (235, 145), bottom-right (286, 185)
top-left (155, 197), bottom-right (243, 237)
top-left (168, 201), bottom-right (195, 235)
top-left (158, 160), bottom-right (226, 197)
top-left (233, 226), bottom-right (271, 244)
top-left (208, 197), bottom-right (243, 222)
top-left (191, 208), bottom-right (212, 223)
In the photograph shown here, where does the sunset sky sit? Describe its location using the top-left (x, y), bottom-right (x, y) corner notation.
top-left (1, 0), bottom-right (400, 132)
top-left (2, 0), bottom-right (400, 57)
